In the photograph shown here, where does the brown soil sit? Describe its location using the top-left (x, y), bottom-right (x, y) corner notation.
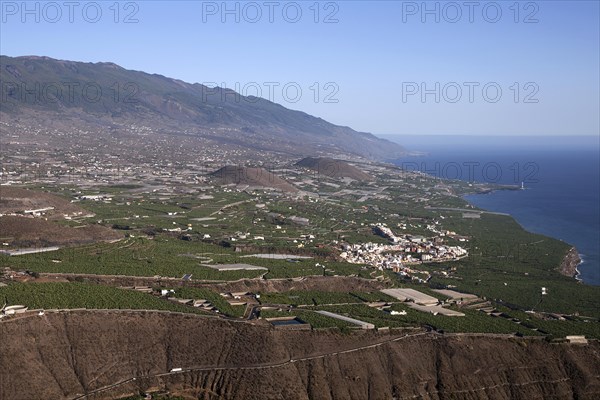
top-left (1, 311), bottom-right (598, 400)
top-left (0, 187), bottom-right (85, 217)
top-left (0, 216), bottom-right (122, 248)
top-left (210, 166), bottom-right (298, 192)
top-left (295, 157), bottom-right (374, 181)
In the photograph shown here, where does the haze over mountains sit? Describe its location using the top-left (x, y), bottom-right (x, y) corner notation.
top-left (0, 55), bottom-right (405, 160)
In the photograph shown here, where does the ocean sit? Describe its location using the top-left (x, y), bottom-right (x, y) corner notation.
top-left (384, 135), bottom-right (600, 286)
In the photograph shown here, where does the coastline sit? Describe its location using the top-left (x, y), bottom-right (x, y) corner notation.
top-left (462, 189), bottom-right (585, 283)
top-left (391, 135), bottom-right (599, 287)
top-left (560, 247), bottom-right (583, 281)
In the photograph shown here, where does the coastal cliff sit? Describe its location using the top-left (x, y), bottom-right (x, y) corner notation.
top-left (560, 247), bottom-right (582, 279)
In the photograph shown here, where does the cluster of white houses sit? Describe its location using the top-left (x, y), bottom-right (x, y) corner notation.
top-left (339, 223), bottom-right (468, 278)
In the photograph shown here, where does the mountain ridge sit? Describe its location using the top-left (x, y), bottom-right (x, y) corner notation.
top-left (0, 55), bottom-right (405, 160)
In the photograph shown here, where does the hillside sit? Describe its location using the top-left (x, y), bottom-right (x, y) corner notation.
top-left (0, 216), bottom-right (122, 249)
top-left (0, 188), bottom-right (120, 248)
top-left (0, 55), bottom-right (405, 160)
top-left (0, 187), bottom-right (85, 217)
top-left (210, 166), bottom-right (299, 192)
top-left (296, 157), bottom-right (374, 181)
top-left (1, 311), bottom-right (598, 400)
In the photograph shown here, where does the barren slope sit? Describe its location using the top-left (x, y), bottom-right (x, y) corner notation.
top-left (210, 166), bottom-right (298, 192)
top-left (1, 311), bottom-right (598, 400)
top-left (0, 55), bottom-right (406, 160)
top-left (0, 187), bottom-right (84, 217)
top-left (0, 216), bottom-right (122, 248)
top-left (296, 157), bottom-right (374, 181)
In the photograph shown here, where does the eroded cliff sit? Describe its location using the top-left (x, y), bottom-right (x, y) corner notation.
top-left (1, 311), bottom-right (598, 400)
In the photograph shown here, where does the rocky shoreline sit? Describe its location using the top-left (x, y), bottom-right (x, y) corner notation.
top-left (560, 246), bottom-right (582, 279)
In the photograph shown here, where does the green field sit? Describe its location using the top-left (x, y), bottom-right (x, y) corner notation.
top-left (173, 287), bottom-right (246, 317)
top-left (259, 290), bottom-right (397, 306)
top-left (305, 303), bottom-right (537, 335)
top-left (259, 309), bottom-right (353, 331)
top-left (0, 238), bottom-right (265, 280)
top-left (494, 306), bottom-right (600, 339)
top-left (0, 282), bottom-right (201, 314)
top-left (6, 172), bottom-right (599, 339)
top-left (423, 213), bottom-right (600, 318)
top-left (0, 236), bottom-right (373, 281)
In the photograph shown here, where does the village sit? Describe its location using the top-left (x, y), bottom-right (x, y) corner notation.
top-left (1, 119), bottom-right (596, 350)
top-left (339, 223), bottom-right (468, 281)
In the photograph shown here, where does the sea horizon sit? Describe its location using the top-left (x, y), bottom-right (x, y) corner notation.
top-left (382, 134), bottom-right (600, 286)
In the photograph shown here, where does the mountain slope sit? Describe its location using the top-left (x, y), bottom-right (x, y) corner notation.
top-left (0, 55), bottom-right (405, 159)
top-left (296, 157), bottom-right (374, 181)
top-left (210, 166), bottom-right (298, 192)
top-left (1, 311), bottom-right (598, 400)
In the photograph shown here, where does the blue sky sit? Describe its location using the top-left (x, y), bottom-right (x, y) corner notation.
top-left (1, 0), bottom-right (599, 136)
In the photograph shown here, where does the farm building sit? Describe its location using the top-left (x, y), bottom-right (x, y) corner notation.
top-left (266, 317), bottom-right (311, 330)
top-left (381, 288), bottom-right (439, 306)
top-left (0, 247), bottom-right (60, 256)
top-left (432, 289), bottom-right (478, 301)
top-left (203, 264), bottom-right (267, 271)
top-left (316, 311), bottom-right (375, 329)
top-left (407, 304), bottom-right (465, 317)
top-left (2, 305), bottom-right (28, 315)
top-left (566, 335), bottom-right (588, 344)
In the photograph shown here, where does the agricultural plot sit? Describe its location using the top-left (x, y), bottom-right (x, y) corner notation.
top-left (0, 282), bottom-right (201, 314)
top-left (495, 307), bottom-right (600, 339)
top-left (1, 235), bottom-right (375, 281)
top-left (173, 287), bottom-right (246, 317)
top-left (259, 291), bottom-right (362, 306)
top-left (0, 238), bottom-right (264, 280)
top-left (425, 213), bottom-right (600, 318)
top-left (257, 290), bottom-right (543, 335)
top-left (7, 171), bottom-right (599, 340)
top-left (259, 309), bottom-right (353, 331)
top-left (314, 303), bottom-right (536, 335)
